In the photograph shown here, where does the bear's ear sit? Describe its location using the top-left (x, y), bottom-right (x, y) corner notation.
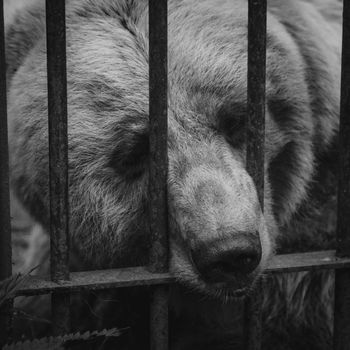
top-left (5, 0), bottom-right (45, 84)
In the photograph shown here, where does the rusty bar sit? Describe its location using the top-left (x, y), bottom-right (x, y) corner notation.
top-left (267, 250), bottom-right (350, 273)
top-left (46, 0), bottom-right (70, 335)
top-left (148, 0), bottom-right (169, 349)
top-left (244, 1), bottom-right (267, 350)
top-left (3, 251), bottom-right (350, 298)
top-left (148, 0), bottom-right (168, 273)
top-left (12, 266), bottom-right (174, 296)
top-left (334, 1), bottom-right (350, 349)
top-left (0, 0), bottom-right (13, 346)
top-left (150, 285), bottom-right (169, 350)
top-left (245, 0), bottom-right (267, 204)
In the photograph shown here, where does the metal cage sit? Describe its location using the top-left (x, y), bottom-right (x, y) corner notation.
top-left (1, 0), bottom-right (350, 349)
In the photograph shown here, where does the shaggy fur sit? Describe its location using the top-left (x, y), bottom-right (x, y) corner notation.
top-left (5, 0), bottom-right (342, 349)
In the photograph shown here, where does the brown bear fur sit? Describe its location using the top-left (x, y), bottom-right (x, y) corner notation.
top-left (5, 0), bottom-right (342, 349)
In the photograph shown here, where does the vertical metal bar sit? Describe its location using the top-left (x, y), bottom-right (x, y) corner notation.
top-left (150, 286), bottom-right (168, 350)
top-left (334, 1), bottom-right (350, 349)
top-left (244, 0), bottom-right (267, 350)
top-left (148, 0), bottom-right (168, 273)
top-left (0, 0), bottom-right (13, 346)
top-left (148, 0), bottom-right (169, 349)
top-left (246, 0), bottom-right (267, 205)
top-left (46, 0), bottom-right (70, 335)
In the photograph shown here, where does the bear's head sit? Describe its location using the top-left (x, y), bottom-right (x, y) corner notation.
top-left (7, 0), bottom-right (338, 299)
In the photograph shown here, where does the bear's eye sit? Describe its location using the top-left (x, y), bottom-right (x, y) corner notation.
top-left (109, 134), bottom-right (149, 179)
top-left (217, 103), bottom-right (246, 146)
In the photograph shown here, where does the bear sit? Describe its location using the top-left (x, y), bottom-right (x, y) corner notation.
top-left (4, 0), bottom-right (342, 349)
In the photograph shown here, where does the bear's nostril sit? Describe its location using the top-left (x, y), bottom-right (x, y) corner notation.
top-left (191, 234), bottom-right (262, 283)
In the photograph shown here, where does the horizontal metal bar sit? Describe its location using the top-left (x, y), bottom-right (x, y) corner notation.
top-left (267, 250), bottom-right (350, 273)
top-left (13, 266), bottom-right (174, 296)
top-left (7, 251), bottom-right (350, 297)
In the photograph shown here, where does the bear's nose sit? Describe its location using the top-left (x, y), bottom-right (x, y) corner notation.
top-left (191, 233), bottom-right (262, 283)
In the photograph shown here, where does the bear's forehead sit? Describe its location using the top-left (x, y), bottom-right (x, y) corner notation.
top-left (168, 0), bottom-right (248, 91)
top-left (62, 0), bottom-right (307, 145)
top-left (62, 0), bottom-right (305, 153)
top-left (65, 0), bottom-right (248, 100)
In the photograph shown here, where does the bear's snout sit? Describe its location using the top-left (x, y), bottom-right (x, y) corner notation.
top-left (169, 157), bottom-right (273, 295)
top-left (191, 233), bottom-right (262, 284)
